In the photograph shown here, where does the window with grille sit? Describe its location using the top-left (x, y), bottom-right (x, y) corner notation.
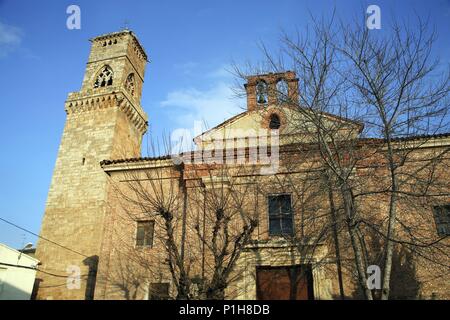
top-left (433, 205), bottom-right (450, 236)
top-left (136, 220), bottom-right (154, 247)
top-left (268, 194), bottom-right (294, 236)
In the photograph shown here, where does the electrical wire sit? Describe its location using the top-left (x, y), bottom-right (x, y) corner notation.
top-left (0, 261), bottom-right (89, 279)
top-left (0, 216), bottom-right (89, 258)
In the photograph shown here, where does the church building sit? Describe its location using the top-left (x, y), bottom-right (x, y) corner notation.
top-left (34, 31), bottom-right (450, 300)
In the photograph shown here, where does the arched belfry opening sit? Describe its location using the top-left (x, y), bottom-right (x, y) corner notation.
top-left (93, 65), bottom-right (114, 88)
top-left (125, 73), bottom-right (135, 96)
top-left (256, 80), bottom-right (268, 105)
top-left (245, 71), bottom-right (298, 111)
top-left (276, 79), bottom-right (289, 103)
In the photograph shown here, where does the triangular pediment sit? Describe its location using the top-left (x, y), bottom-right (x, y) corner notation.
top-left (194, 105), bottom-right (362, 149)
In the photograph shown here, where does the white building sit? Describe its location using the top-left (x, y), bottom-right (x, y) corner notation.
top-left (0, 243), bottom-right (39, 300)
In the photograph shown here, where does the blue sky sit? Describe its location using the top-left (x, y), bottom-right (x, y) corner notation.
top-left (0, 0), bottom-right (449, 249)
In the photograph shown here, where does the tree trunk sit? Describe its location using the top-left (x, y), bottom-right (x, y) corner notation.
top-left (341, 186), bottom-right (373, 300)
top-left (206, 277), bottom-right (226, 300)
top-left (381, 162), bottom-right (398, 300)
top-left (327, 183), bottom-right (345, 299)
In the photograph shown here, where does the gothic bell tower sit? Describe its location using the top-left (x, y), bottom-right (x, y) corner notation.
top-left (35, 30), bottom-right (148, 299)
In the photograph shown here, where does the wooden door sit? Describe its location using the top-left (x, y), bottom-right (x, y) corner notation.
top-left (256, 265), bottom-right (314, 300)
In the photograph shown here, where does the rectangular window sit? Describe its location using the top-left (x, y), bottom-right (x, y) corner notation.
top-left (136, 221), bottom-right (154, 247)
top-left (268, 194), bottom-right (294, 236)
top-left (433, 205), bottom-right (450, 237)
top-left (148, 282), bottom-right (170, 300)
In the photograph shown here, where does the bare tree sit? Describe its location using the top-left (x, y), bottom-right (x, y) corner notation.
top-left (232, 13), bottom-right (449, 300)
top-left (186, 159), bottom-right (259, 299)
top-left (105, 138), bottom-right (261, 300)
top-left (232, 14), bottom-right (376, 299)
top-left (340, 16), bottom-right (450, 299)
top-left (100, 13), bottom-right (449, 301)
top-left (112, 157), bottom-right (192, 299)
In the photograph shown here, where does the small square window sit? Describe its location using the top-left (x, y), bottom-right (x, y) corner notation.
top-left (433, 205), bottom-right (450, 237)
top-left (268, 194), bottom-right (294, 236)
top-left (136, 221), bottom-right (154, 247)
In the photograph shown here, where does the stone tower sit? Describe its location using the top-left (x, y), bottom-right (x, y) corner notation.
top-left (35, 30), bottom-right (148, 299)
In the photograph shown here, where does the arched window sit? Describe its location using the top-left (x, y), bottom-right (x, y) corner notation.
top-left (256, 80), bottom-right (268, 105)
top-left (93, 66), bottom-right (113, 88)
top-left (276, 79), bottom-right (289, 102)
top-left (125, 73), bottom-right (135, 96)
top-left (269, 113), bottom-right (281, 129)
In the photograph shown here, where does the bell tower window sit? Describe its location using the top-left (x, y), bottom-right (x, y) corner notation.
top-left (125, 73), bottom-right (135, 96)
top-left (256, 80), bottom-right (268, 105)
top-left (276, 79), bottom-right (289, 103)
top-left (93, 66), bottom-right (113, 88)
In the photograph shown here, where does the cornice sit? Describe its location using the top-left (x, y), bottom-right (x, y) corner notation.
top-left (64, 90), bottom-right (148, 134)
top-left (90, 30), bottom-right (148, 62)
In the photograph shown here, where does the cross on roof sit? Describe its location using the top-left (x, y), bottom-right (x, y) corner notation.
top-left (122, 19), bottom-right (130, 31)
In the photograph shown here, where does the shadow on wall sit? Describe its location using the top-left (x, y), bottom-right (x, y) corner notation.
top-left (347, 239), bottom-right (420, 300)
top-left (104, 254), bottom-right (152, 300)
top-left (30, 278), bottom-right (42, 300)
top-left (388, 247), bottom-right (420, 299)
top-left (31, 255), bottom-right (99, 300)
top-left (83, 255), bottom-right (99, 300)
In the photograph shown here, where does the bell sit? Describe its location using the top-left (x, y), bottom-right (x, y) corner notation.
top-left (257, 94), bottom-right (266, 104)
